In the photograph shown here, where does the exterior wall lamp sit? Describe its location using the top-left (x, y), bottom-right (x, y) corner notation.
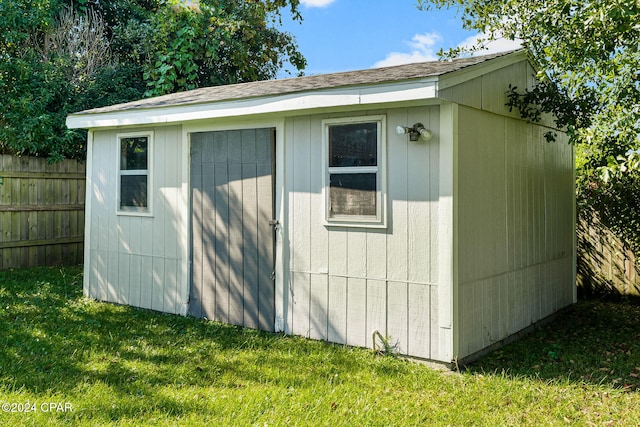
top-left (395, 122), bottom-right (432, 142)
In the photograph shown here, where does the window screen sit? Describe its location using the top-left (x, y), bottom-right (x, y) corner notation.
top-left (324, 117), bottom-right (384, 225)
top-left (119, 135), bottom-right (150, 212)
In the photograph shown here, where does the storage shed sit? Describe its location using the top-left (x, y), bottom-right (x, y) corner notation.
top-left (67, 50), bottom-right (575, 364)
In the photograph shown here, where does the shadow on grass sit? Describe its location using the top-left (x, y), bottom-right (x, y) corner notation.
top-left (465, 297), bottom-right (640, 391)
top-left (0, 266), bottom-right (409, 421)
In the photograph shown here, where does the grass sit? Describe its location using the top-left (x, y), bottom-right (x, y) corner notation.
top-left (1, 266), bottom-right (640, 426)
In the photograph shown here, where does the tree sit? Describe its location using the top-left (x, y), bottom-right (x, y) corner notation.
top-left (418, 0), bottom-right (640, 166)
top-left (417, 0), bottom-right (640, 268)
top-left (138, 0), bottom-right (306, 97)
top-left (0, 0), bottom-right (306, 160)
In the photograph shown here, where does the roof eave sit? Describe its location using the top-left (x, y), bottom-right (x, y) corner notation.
top-left (66, 78), bottom-right (439, 129)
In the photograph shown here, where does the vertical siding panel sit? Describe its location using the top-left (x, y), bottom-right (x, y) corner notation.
top-left (328, 230), bottom-right (347, 276)
top-left (152, 132), bottom-right (166, 259)
top-left (407, 283), bottom-right (430, 358)
top-left (152, 257), bottom-right (165, 311)
top-left (346, 277), bottom-right (366, 348)
top-left (118, 252), bottom-right (130, 304)
top-left (118, 217), bottom-right (130, 255)
top-left (291, 272), bottom-right (311, 337)
top-left (241, 129), bottom-right (257, 162)
top-left (213, 131), bottom-right (228, 162)
top-left (290, 117), bottom-right (311, 335)
top-left (505, 120), bottom-right (516, 272)
top-left (292, 116), bottom-right (311, 274)
top-left (164, 259), bottom-right (178, 314)
top-left (458, 109), bottom-right (507, 283)
top-left (366, 230), bottom-right (386, 279)
top-left (201, 160), bottom-right (216, 320)
top-left (309, 117), bottom-right (329, 274)
top-left (327, 276), bottom-right (347, 344)
top-left (387, 281), bottom-right (408, 354)
top-left (227, 158), bottom-right (244, 326)
top-left (242, 129), bottom-right (259, 329)
top-left (256, 150), bottom-right (274, 332)
top-left (129, 254), bottom-right (141, 308)
top-left (407, 107), bottom-right (431, 284)
top-left (129, 217), bottom-right (141, 300)
top-left (366, 279), bottom-right (386, 348)
top-left (429, 285), bottom-right (439, 359)
top-left (106, 136), bottom-right (118, 258)
top-left (95, 250), bottom-right (107, 301)
top-left (255, 128), bottom-right (271, 163)
top-left (139, 255), bottom-right (153, 310)
top-left (228, 130), bottom-right (242, 160)
top-left (309, 274), bottom-right (328, 340)
top-left (458, 283), bottom-right (469, 356)
top-left (386, 109), bottom-right (408, 282)
top-left (107, 251), bottom-right (118, 303)
top-left (189, 138), bottom-right (204, 318)
top-left (88, 249), bottom-right (99, 299)
top-left (347, 230), bottom-right (366, 277)
top-left (214, 162), bottom-right (231, 324)
top-left (428, 107), bottom-right (440, 284)
top-left (129, 217), bottom-right (141, 255)
top-left (506, 271), bottom-right (517, 334)
top-left (285, 119), bottom-right (295, 333)
top-left (164, 126), bottom-right (180, 260)
top-left (242, 162), bottom-right (260, 329)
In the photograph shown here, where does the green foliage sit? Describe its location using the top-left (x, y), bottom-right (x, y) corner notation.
top-left (418, 0), bottom-right (640, 263)
top-left (418, 0), bottom-right (640, 162)
top-left (505, 81), bottom-right (597, 144)
top-left (578, 166), bottom-right (640, 255)
top-left (140, 0), bottom-right (306, 97)
top-left (0, 0), bottom-right (306, 160)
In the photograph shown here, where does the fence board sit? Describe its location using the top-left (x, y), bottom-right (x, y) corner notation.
top-left (0, 155), bottom-right (85, 269)
top-left (577, 210), bottom-right (640, 297)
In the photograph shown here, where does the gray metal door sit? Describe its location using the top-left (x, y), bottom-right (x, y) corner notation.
top-left (189, 128), bottom-right (275, 331)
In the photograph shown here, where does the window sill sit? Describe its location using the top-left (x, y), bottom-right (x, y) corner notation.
top-left (323, 219), bottom-right (387, 229)
top-left (116, 210), bottom-right (154, 218)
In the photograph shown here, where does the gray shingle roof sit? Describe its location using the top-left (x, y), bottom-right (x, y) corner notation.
top-left (76, 50), bottom-right (520, 115)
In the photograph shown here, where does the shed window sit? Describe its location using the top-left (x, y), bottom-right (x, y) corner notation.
top-left (118, 132), bottom-right (152, 215)
top-left (323, 116), bottom-right (386, 227)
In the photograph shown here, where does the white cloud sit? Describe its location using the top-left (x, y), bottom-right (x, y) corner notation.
top-left (373, 32), bottom-right (442, 68)
top-left (373, 30), bottom-right (522, 69)
top-left (300, 0), bottom-right (337, 7)
top-left (456, 33), bottom-right (522, 54)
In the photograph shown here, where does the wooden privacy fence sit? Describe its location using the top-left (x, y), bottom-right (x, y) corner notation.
top-left (577, 210), bottom-right (640, 297)
top-left (0, 155), bottom-right (85, 269)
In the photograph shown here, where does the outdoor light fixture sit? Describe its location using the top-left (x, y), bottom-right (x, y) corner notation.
top-left (395, 122), bottom-right (432, 142)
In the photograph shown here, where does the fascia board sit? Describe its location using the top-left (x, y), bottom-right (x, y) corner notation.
top-left (66, 78), bottom-right (438, 129)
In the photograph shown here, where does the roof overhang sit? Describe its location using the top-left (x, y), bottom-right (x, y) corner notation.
top-left (66, 78), bottom-right (439, 129)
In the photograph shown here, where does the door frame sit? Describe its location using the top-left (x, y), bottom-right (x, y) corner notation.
top-left (181, 118), bottom-right (286, 331)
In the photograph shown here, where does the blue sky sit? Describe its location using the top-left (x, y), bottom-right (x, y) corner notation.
top-left (278, 0), bottom-right (521, 76)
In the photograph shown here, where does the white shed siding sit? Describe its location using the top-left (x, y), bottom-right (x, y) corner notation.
top-left (455, 105), bottom-right (574, 359)
top-left (85, 126), bottom-right (186, 315)
top-left (284, 106), bottom-right (441, 360)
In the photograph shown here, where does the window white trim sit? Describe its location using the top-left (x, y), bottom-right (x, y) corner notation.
top-left (116, 131), bottom-right (154, 217)
top-left (322, 115), bottom-right (387, 228)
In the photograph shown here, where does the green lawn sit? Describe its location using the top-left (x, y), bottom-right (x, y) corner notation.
top-left (1, 266), bottom-right (639, 426)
